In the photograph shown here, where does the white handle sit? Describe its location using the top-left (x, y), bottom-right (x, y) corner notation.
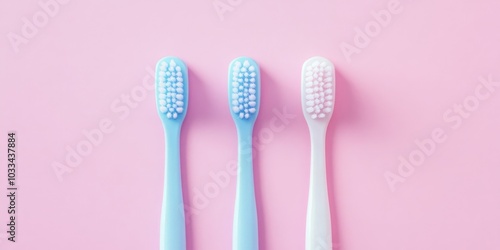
top-left (306, 127), bottom-right (332, 250)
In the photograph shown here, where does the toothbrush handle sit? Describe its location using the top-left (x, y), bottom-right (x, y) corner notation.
top-left (160, 127), bottom-right (186, 250)
top-left (306, 128), bottom-right (332, 250)
top-left (233, 128), bottom-right (259, 250)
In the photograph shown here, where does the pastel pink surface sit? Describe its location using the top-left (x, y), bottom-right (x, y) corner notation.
top-left (1, 0), bottom-right (500, 249)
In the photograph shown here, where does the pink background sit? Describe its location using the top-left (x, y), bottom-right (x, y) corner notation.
top-left (1, 0), bottom-right (500, 249)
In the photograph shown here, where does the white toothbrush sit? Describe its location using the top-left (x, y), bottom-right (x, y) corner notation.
top-left (301, 56), bottom-right (335, 250)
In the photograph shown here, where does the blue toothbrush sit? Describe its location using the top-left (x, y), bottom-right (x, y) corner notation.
top-left (228, 57), bottom-right (260, 250)
top-left (156, 57), bottom-right (188, 250)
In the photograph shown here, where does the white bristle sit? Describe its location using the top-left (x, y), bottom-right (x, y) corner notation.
top-left (157, 59), bottom-right (185, 119)
top-left (303, 58), bottom-right (334, 120)
top-left (230, 59), bottom-right (258, 120)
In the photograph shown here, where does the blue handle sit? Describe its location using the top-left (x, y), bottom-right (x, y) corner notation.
top-left (160, 124), bottom-right (186, 250)
top-left (233, 123), bottom-right (259, 250)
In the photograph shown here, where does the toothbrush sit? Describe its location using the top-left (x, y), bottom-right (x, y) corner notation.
top-left (301, 57), bottom-right (335, 250)
top-left (156, 57), bottom-right (188, 250)
top-left (228, 57), bottom-right (260, 250)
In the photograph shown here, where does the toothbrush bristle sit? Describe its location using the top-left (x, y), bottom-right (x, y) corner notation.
top-left (157, 59), bottom-right (185, 119)
top-left (303, 59), bottom-right (334, 119)
top-left (230, 59), bottom-right (258, 120)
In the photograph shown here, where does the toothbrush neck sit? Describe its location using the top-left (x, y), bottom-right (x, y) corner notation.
top-left (163, 123), bottom-right (181, 148)
top-left (236, 122), bottom-right (254, 138)
top-left (164, 123), bottom-right (181, 140)
top-left (309, 125), bottom-right (327, 163)
top-left (309, 125), bottom-right (326, 146)
top-left (236, 122), bottom-right (254, 165)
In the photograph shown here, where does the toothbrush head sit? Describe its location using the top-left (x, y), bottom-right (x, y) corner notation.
top-left (156, 57), bottom-right (188, 123)
top-left (301, 56), bottom-right (335, 124)
top-left (228, 57), bottom-right (260, 123)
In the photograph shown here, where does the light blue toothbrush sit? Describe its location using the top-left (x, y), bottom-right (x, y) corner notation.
top-left (228, 57), bottom-right (260, 250)
top-left (156, 57), bottom-right (188, 250)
